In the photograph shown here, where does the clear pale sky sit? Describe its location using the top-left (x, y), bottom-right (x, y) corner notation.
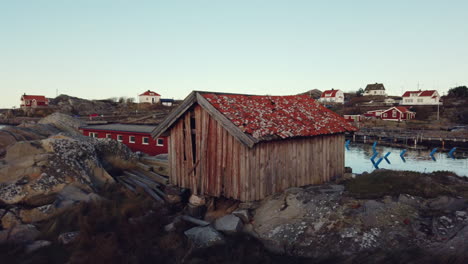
top-left (1, 0), bottom-right (467, 108)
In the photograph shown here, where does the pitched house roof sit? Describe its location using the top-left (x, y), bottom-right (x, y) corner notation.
top-left (139, 90), bottom-right (161, 96)
top-left (365, 83), bottom-right (385, 91)
top-left (320, 89), bottom-right (339, 98)
top-left (383, 106), bottom-right (414, 114)
top-left (80, 124), bottom-right (156, 133)
top-left (402, 90), bottom-right (438, 97)
top-left (21, 95), bottom-right (48, 102)
top-left (152, 91), bottom-right (357, 147)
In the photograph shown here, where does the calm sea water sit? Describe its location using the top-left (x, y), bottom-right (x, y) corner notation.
top-left (345, 143), bottom-right (468, 176)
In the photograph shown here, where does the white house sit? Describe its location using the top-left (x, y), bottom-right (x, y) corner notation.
top-left (401, 90), bottom-right (440, 105)
top-left (139, 90), bottom-right (161, 104)
top-left (319, 89), bottom-right (344, 104)
top-left (364, 83), bottom-right (386, 96)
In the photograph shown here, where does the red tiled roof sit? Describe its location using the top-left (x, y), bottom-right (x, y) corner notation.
top-left (202, 93), bottom-right (357, 140)
top-left (394, 106), bottom-right (411, 113)
top-left (402, 90), bottom-right (437, 97)
top-left (139, 90), bottom-right (161, 96)
top-left (419, 90), bottom-right (436, 97)
top-left (402, 91), bottom-right (420, 97)
top-left (321, 90), bottom-right (338, 98)
top-left (21, 95), bottom-right (48, 102)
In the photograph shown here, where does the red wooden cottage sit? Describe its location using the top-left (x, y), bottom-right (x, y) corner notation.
top-left (381, 106), bottom-right (415, 121)
top-left (80, 124), bottom-right (168, 156)
top-left (151, 91), bottom-right (357, 201)
top-left (20, 94), bottom-right (49, 110)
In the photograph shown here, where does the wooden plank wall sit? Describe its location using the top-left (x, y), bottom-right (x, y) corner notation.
top-left (169, 105), bottom-right (345, 201)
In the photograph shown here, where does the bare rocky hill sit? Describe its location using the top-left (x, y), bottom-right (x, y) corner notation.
top-left (48, 95), bottom-right (121, 116)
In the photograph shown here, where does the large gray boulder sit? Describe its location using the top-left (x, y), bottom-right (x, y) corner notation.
top-left (0, 224), bottom-right (40, 244)
top-left (184, 226), bottom-right (225, 248)
top-left (214, 214), bottom-right (244, 234)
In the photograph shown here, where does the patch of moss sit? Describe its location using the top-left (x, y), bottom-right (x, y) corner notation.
top-left (344, 170), bottom-right (467, 199)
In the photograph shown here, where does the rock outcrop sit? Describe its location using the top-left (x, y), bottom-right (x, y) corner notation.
top-left (251, 181), bottom-right (468, 261)
top-left (0, 113), bottom-right (137, 233)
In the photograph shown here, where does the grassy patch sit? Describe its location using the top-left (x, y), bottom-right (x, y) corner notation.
top-left (344, 170), bottom-right (467, 199)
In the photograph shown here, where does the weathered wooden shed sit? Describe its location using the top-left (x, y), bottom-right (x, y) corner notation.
top-left (151, 91), bottom-right (357, 201)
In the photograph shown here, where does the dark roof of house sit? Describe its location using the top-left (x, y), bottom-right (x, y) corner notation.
top-left (80, 124), bottom-right (156, 133)
top-left (365, 83), bottom-right (385, 91)
top-left (151, 91), bottom-right (357, 147)
top-left (160, 98), bottom-right (174, 102)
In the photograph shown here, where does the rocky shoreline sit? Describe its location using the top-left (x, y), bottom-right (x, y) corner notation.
top-left (1, 113), bottom-right (468, 263)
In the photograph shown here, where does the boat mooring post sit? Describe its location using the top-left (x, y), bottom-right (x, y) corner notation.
top-left (448, 147), bottom-right (457, 159)
top-left (384, 152), bottom-right (391, 164)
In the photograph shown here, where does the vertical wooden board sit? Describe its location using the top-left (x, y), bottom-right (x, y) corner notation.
top-left (254, 145), bottom-right (260, 201)
top-left (174, 121), bottom-right (181, 186)
top-left (208, 116), bottom-right (218, 196)
top-left (178, 120), bottom-right (186, 188)
top-left (221, 128), bottom-right (227, 197)
top-left (310, 137), bottom-right (316, 184)
top-left (194, 105), bottom-right (202, 193)
top-left (200, 109), bottom-right (209, 194)
top-left (265, 143), bottom-right (272, 198)
top-left (232, 138), bottom-right (239, 200)
top-left (239, 144), bottom-right (246, 201)
top-left (168, 134), bottom-right (175, 185)
top-left (224, 131), bottom-right (232, 198)
top-left (216, 121), bottom-right (223, 196)
top-left (259, 144), bottom-right (266, 200)
top-left (184, 114), bottom-right (195, 192)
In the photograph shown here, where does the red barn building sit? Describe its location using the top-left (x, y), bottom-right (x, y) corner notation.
top-left (80, 124), bottom-right (168, 156)
top-left (381, 106), bottom-right (415, 121)
top-left (20, 94), bottom-right (49, 110)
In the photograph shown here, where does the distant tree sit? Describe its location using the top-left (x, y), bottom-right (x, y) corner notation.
top-left (356, 88), bottom-right (364, 97)
top-left (118, 97), bottom-right (126, 104)
top-left (447, 86), bottom-right (468, 97)
top-left (108, 97), bottom-right (118, 102)
top-left (126, 98), bottom-right (135, 104)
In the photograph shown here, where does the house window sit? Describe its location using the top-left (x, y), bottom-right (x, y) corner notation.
top-left (392, 111), bottom-right (397, 117)
top-left (129, 136), bottom-right (136, 143)
top-left (417, 99), bottom-right (423, 103)
top-left (383, 113), bottom-right (387, 117)
top-left (157, 138), bottom-right (164, 146)
top-left (117, 135), bottom-right (123, 142)
top-left (106, 134), bottom-right (112, 139)
top-left (142, 137), bottom-right (149, 145)
top-left (89, 132), bottom-right (98, 138)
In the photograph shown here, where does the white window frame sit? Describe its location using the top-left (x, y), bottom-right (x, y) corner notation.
top-left (156, 138), bottom-right (164, 146)
top-left (106, 133), bottom-right (112, 139)
top-left (89, 132), bottom-right (98, 138)
top-left (142, 137), bottom-right (149, 145)
top-left (117, 135), bottom-right (123, 142)
top-left (392, 111), bottom-right (397, 118)
top-left (129, 136), bottom-right (136, 144)
top-left (383, 113), bottom-right (387, 118)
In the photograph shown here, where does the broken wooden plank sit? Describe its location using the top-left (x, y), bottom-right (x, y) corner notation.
top-left (131, 169), bottom-right (169, 185)
top-left (136, 162), bottom-right (151, 171)
top-left (124, 176), bottom-right (165, 202)
top-left (180, 215), bottom-right (210, 226)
